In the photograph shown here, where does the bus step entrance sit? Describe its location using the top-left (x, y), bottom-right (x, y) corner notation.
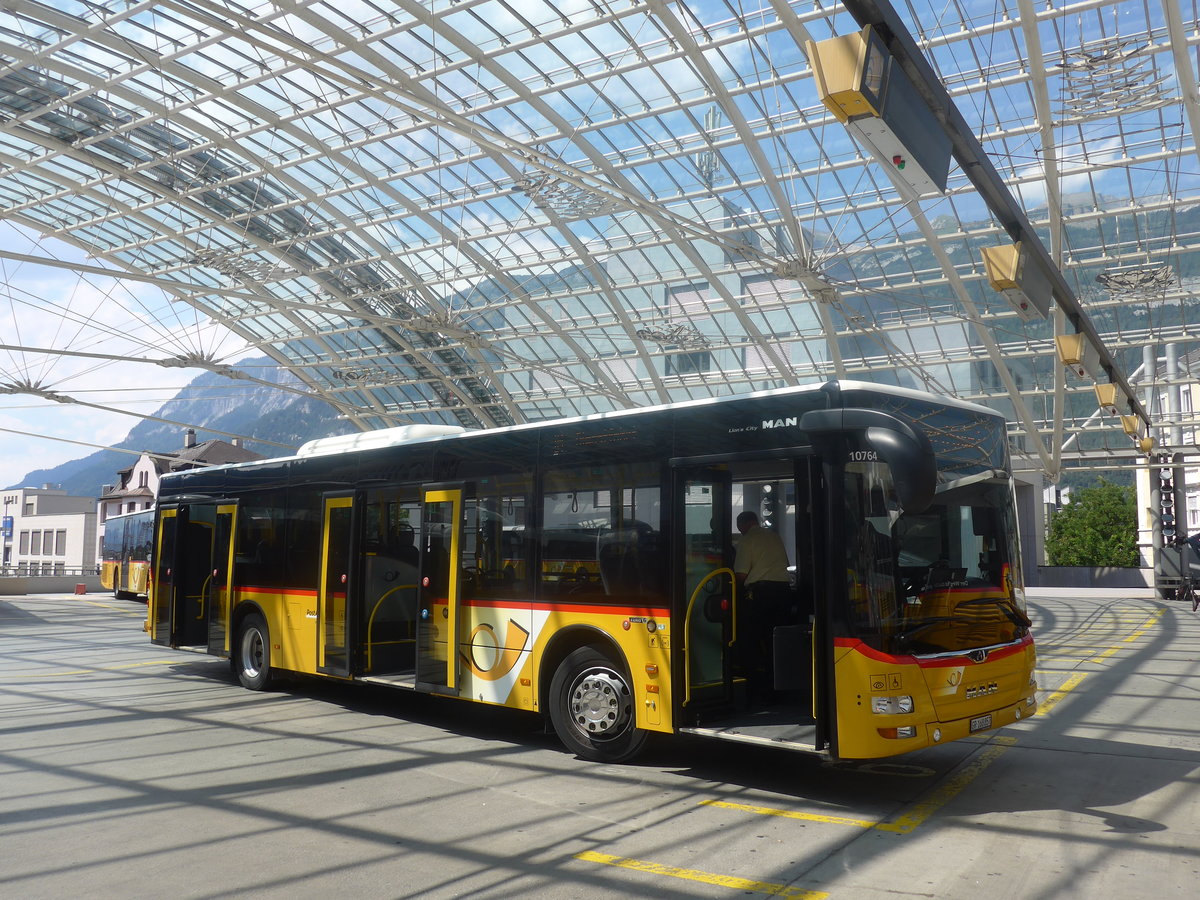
top-left (679, 716), bottom-right (819, 752)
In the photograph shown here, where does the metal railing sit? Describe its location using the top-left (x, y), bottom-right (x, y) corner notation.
top-left (0, 566), bottom-right (100, 578)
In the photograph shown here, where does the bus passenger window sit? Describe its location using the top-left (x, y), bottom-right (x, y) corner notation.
top-left (463, 490), bottom-right (530, 598)
top-left (541, 464), bottom-right (664, 601)
top-left (236, 504), bottom-right (286, 586)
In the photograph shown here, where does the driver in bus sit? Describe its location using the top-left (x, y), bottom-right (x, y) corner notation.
top-left (733, 510), bottom-right (793, 699)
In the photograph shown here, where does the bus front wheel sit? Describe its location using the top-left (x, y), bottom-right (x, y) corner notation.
top-left (549, 646), bottom-right (647, 763)
top-left (233, 613), bottom-right (272, 691)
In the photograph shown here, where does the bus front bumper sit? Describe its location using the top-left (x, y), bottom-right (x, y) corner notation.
top-left (923, 692), bottom-right (1038, 746)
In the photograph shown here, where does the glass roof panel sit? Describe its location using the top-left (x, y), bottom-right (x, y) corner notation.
top-left (1, 0), bottom-right (1197, 470)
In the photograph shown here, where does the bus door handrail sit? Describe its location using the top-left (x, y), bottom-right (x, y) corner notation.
top-left (366, 583), bottom-right (418, 670)
top-left (191, 571), bottom-right (214, 620)
top-left (682, 567), bottom-right (736, 707)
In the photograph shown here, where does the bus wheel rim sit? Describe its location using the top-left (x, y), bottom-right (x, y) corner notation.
top-left (242, 629), bottom-right (263, 677)
top-left (568, 668), bottom-right (630, 739)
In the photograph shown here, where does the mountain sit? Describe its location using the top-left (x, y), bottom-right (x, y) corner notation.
top-left (7, 358), bottom-right (351, 497)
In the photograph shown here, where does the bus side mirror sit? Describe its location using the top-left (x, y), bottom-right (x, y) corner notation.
top-left (800, 408), bottom-right (937, 514)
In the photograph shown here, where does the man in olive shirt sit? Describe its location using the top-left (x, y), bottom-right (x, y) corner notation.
top-left (733, 511), bottom-right (793, 699)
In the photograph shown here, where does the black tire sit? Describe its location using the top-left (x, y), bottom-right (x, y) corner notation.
top-left (1184, 582), bottom-right (1200, 613)
top-left (548, 646), bottom-right (647, 763)
top-left (233, 613), bottom-right (272, 691)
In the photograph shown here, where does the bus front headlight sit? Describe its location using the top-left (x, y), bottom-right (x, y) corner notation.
top-left (871, 695), bottom-right (914, 714)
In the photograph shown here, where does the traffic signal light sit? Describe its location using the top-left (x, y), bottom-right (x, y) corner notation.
top-left (759, 482), bottom-right (777, 529)
top-left (1158, 454), bottom-right (1183, 542)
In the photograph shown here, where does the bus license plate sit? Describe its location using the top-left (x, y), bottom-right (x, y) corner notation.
top-left (969, 714), bottom-right (992, 733)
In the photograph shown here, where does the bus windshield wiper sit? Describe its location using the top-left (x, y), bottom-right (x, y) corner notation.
top-left (892, 600), bottom-right (1030, 648)
top-left (891, 617), bottom-right (957, 647)
top-left (954, 596), bottom-right (1032, 628)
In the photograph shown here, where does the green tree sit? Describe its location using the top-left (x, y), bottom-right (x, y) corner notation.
top-left (1045, 479), bottom-right (1139, 567)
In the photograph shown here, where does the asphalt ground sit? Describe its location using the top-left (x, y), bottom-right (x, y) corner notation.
top-left (1, 588), bottom-right (1197, 899)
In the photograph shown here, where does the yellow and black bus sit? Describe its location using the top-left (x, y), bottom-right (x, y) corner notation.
top-left (100, 508), bottom-right (155, 600)
top-left (147, 380), bottom-right (1036, 762)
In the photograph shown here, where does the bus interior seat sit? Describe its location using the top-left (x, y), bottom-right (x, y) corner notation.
top-left (633, 533), bottom-right (664, 595)
top-left (387, 524), bottom-right (420, 567)
top-left (599, 542), bottom-right (640, 595)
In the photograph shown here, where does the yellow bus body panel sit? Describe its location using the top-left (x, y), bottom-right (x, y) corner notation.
top-left (429, 598), bottom-right (674, 733)
top-left (128, 561), bottom-right (151, 596)
top-left (233, 588), bottom-right (319, 676)
top-left (834, 635), bottom-right (1037, 759)
top-left (233, 589), bottom-right (674, 734)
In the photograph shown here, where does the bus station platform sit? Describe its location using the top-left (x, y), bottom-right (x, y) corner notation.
top-left (0, 586), bottom-right (1196, 899)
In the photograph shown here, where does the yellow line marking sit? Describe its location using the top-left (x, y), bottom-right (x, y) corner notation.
top-left (876, 737), bottom-right (1014, 833)
top-left (9, 660), bottom-right (178, 678)
top-left (1090, 608), bottom-right (1164, 663)
top-left (700, 799), bottom-right (877, 828)
top-left (1036, 671), bottom-right (1087, 715)
top-left (1037, 656), bottom-right (1094, 665)
top-left (697, 648), bottom-right (1097, 839)
top-left (1123, 608), bottom-right (1165, 640)
top-left (701, 736), bottom-right (1016, 836)
top-left (574, 850), bottom-right (828, 899)
top-left (695, 628), bottom-right (1109, 841)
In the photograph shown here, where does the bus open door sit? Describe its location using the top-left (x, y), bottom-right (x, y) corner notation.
top-left (416, 484), bottom-right (467, 695)
top-left (149, 502), bottom-right (237, 651)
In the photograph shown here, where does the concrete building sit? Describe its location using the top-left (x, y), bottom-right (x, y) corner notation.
top-left (95, 429), bottom-right (265, 566)
top-left (2, 486), bottom-right (98, 576)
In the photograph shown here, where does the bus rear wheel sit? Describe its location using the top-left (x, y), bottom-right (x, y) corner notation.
top-left (549, 646), bottom-right (647, 763)
top-left (233, 613), bottom-right (272, 691)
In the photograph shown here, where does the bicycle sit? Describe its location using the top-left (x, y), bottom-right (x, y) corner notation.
top-left (1180, 574), bottom-right (1200, 612)
top-left (1172, 537), bottom-right (1200, 612)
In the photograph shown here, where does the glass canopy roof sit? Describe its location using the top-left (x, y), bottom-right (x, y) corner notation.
top-left (1, 0), bottom-right (1197, 478)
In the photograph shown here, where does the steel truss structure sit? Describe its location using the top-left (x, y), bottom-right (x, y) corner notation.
top-left (1, 0), bottom-right (1198, 483)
